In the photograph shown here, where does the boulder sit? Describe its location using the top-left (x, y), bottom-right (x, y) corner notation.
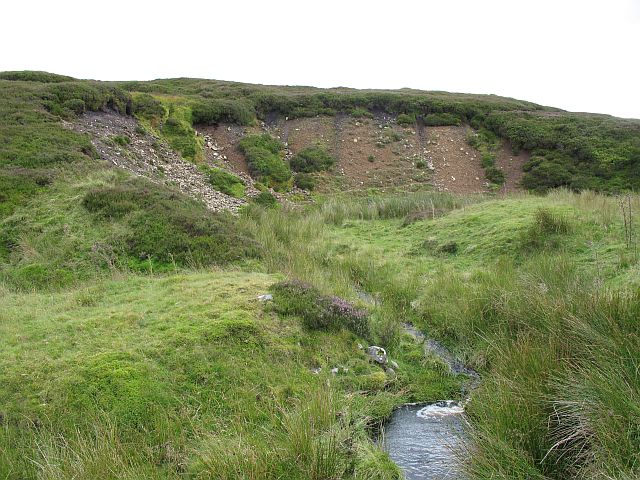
top-left (367, 346), bottom-right (388, 365)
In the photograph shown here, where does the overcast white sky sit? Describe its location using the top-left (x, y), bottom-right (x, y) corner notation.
top-left (3, 0), bottom-right (639, 118)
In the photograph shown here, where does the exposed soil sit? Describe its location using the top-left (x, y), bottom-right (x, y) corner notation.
top-left (70, 111), bottom-right (526, 214)
top-left (494, 142), bottom-right (529, 193)
top-left (197, 124), bottom-right (251, 176)
top-left (198, 114), bottom-right (526, 195)
top-left (69, 111), bottom-right (245, 212)
top-left (426, 126), bottom-right (488, 194)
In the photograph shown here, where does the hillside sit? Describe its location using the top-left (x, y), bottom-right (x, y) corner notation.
top-left (1, 71), bottom-right (640, 479)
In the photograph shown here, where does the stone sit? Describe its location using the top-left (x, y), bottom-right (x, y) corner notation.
top-left (389, 360), bottom-right (399, 369)
top-left (257, 294), bottom-right (273, 301)
top-left (367, 346), bottom-right (388, 365)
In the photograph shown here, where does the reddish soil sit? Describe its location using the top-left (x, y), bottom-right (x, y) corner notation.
top-left (495, 142), bottom-right (529, 193)
top-left (196, 115), bottom-right (526, 195)
top-left (426, 126), bottom-right (488, 194)
top-left (196, 124), bottom-right (252, 176)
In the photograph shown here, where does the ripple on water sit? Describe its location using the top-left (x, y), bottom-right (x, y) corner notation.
top-left (383, 402), bottom-right (466, 480)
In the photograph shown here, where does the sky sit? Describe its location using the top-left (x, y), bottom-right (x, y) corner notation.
top-left (2, 0), bottom-right (639, 118)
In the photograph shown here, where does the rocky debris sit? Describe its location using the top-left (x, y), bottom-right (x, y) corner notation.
top-left (68, 111), bottom-right (245, 213)
top-left (367, 345), bottom-right (388, 365)
top-left (427, 128), bottom-right (487, 194)
top-left (257, 294), bottom-right (273, 302)
top-left (389, 360), bottom-right (399, 370)
top-left (202, 134), bottom-right (261, 197)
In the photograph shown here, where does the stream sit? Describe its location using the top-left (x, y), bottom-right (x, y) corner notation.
top-left (384, 322), bottom-right (477, 479)
top-left (383, 401), bottom-right (466, 479)
top-left (355, 291), bottom-right (477, 478)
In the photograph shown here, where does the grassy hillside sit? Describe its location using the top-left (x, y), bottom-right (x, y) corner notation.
top-left (244, 190), bottom-right (640, 478)
top-left (2, 71), bottom-right (639, 195)
top-left (1, 71), bottom-right (640, 479)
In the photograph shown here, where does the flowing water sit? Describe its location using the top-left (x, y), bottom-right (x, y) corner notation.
top-left (353, 293), bottom-right (474, 478)
top-left (383, 401), bottom-right (466, 479)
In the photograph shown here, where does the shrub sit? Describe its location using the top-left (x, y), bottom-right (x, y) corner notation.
top-left (62, 98), bottom-right (86, 115)
top-left (44, 82), bottom-right (131, 114)
top-left (202, 166), bottom-right (245, 197)
top-left (111, 135), bottom-right (130, 146)
top-left (252, 191), bottom-right (278, 207)
top-left (191, 99), bottom-right (254, 126)
top-left (0, 71), bottom-right (75, 83)
top-left (521, 153), bottom-right (574, 192)
top-left (397, 113), bottom-right (415, 126)
top-left (294, 173), bottom-right (316, 191)
top-left (83, 178), bottom-right (260, 267)
top-left (239, 134), bottom-right (292, 190)
top-left (423, 113), bottom-right (461, 126)
top-left (350, 107), bottom-right (373, 118)
top-left (467, 128), bottom-right (505, 186)
top-left (290, 145), bottom-right (335, 173)
top-left (132, 93), bottom-right (165, 120)
top-left (485, 166), bottom-right (505, 184)
top-left (271, 280), bottom-right (370, 337)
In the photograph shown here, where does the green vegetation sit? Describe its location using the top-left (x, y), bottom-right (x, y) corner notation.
top-left (350, 107), bottom-right (373, 118)
top-left (294, 172), bottom-right (317, 190)
top-left (82, 177), bottom-right (259, 268)
top-left (467, 127), bottom-right (505, 186)
top-left (396, 113), bottom-right (415, 126)
top-left (0, 272), bottom-right (411, 479)
top-left (252, 190), bottom-right (279, 207)
top-left (238, 134), bottom-right (292, 190)
top-left (158, 99), bottom-right (202, 161)
top-left (422, 112), bottom-right (461, 126)
top-left (191, 98), bottom-right (254, 126)
top-left (0, 70), bottom-right (75, 83)
top-left (2, 70), bottom-right (640, 479)
top-left (5, 71), bottom-right (637, 193)
top-left (272, 280), bottom-right (370, 337)
top-left (290, 145), bottom-right (336, 173)
top-left (200, 165), bottom-right (245, 197)
top-left (483, 111), bottom-right (640, 192)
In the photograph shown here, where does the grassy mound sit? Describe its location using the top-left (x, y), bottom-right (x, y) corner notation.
top-left (0, 269), bottom-right (455, 479)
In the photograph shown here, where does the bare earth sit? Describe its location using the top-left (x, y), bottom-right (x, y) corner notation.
top-left (200, 114), bottom-right (524, 195)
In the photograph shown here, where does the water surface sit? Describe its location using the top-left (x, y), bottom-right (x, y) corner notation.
top-left (383, 401), bottom-right (466, 480)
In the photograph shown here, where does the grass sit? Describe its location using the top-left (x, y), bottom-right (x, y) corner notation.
top-left (0, 269), bottom-right (456, 479)
top-left (3, 184), bottom-right (640, 478)
top-left (0, 170), bottom-right (259, 289)
top-left (2, 71), bottom-right (640, 478)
